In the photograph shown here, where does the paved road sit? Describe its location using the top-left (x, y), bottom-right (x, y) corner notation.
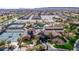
top-left (74, 39), bottom-right (79, 51)
top-left (28, 15), bottom-right (34, 20)
top-left (43, 43), bottom-right (67, 51)
top-left (42, 43), bottom-right (57, 51)
top-left (46, 43), bottom-right (58, 51)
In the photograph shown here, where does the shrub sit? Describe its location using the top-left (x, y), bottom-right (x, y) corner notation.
top-left (54, 43), bottom-right (73, 50)
top-left (48, 39), bottom-right (53, 44)
top-left (0, 40), bottom-right (6, 46)
top-left (22, 39), bottom-right (33, 44)
top-left (35, 44), bottom-right (45, 51)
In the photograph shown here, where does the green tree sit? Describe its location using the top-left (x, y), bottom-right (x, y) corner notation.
top-left (7, 40), bottom-right (11, 50)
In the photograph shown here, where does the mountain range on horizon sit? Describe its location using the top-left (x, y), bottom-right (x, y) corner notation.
top-left (34, 7), bottom-right (79, 11)
top-left (0, 7), bottom-right (79, 12)
top-left (0, 7), bottom-right (79, 9)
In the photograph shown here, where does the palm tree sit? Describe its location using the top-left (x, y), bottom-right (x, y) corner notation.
top-left (7, 40), bottom-right (11, 50)
top-left (17, 38), bottom-right (22, 51)
top-left (0, 40), bottom-right (6, 46)
top-left (0, 40), bottom-right (6, 51)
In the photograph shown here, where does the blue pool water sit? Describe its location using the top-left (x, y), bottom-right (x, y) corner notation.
top-left (0, 31), bottom-right (22, 42)
top-left (8, 24), bottom-right (24, 28)
top-left (0, 23), bottom-right (25, 42)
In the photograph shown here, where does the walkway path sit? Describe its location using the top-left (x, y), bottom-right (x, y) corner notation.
top-left (46, 43), bottom-right (57, 51)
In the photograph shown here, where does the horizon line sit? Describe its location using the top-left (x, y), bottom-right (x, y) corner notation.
top-left (0, 7), bottom-right (79, 9)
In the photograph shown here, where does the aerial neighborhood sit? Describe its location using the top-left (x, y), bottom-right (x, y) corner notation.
top-left (0, 7), bottom-right (79, 51)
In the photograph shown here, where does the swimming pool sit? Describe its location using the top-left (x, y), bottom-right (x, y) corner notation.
top-left (7, 24), bottom-right (25, 29)
top-left (0, 21), bottom-right (25, 42)
top-left (8, 25), bottom-right (24, 28)
top-left (0, 31), bottom-right (22, 42)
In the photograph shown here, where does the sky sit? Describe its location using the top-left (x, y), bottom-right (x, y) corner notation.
top-left (0, 0), bottom-right (79, 9)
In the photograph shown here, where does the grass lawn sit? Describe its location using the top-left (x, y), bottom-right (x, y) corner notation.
top-left (54, 35), bottom-right (79, 50)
